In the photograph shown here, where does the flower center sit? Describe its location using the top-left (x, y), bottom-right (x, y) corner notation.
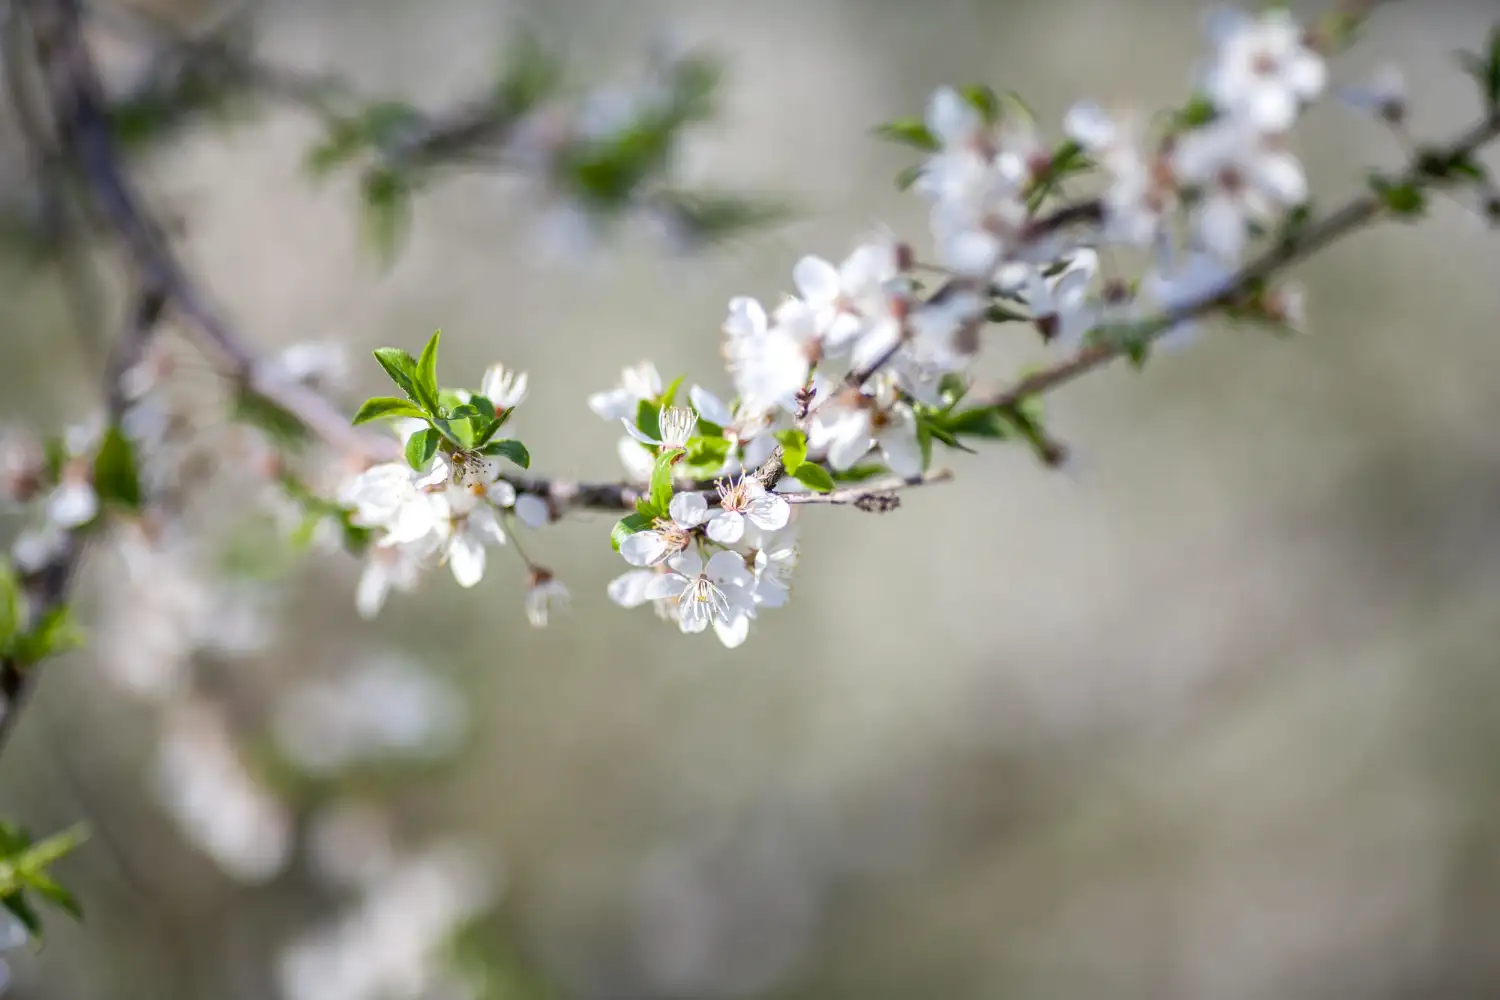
top-left (651, 518), bottom-right (693, 554)
top-left (715, 475), bottom-right (755, 512)
top-left (681, 574), bottom-right (730, 625)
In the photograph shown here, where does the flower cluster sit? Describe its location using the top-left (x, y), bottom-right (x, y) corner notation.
top-left (336, 334), bottom-right (563, 620)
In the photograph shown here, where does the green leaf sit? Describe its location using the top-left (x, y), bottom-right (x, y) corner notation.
top-left (0, 564), bottom-right (19, 645)
top-left (790, 463), bottom-right (833, 493)
top-left (493, 28), bottom-right (563, 117)
top-left (774, 429), bottom-right (808, 471)
top-left (916, 421), bottom-right (933, 471)
top-left (415, 330), bottom-right (442, 412)
top-left (352, 397), bottom-right (429, 425)
top-left (944, 407), bottom-right (1014, 439)
top-left (16, 825), bottom-right (87, 876)
top-left (830, 463), bottom-right (887, 483)
top-left (372, 348), bottom-right (424, 406)
top-left (649, 452), bottom-right (675, 515)
top-left (405, 427), bottom-right (440, 471)
top-left (960, 84), bottom-right (1001, 124)
top-left (895, 163), bottom-right (925, 191)
top-left (3, 893), bottom-right (41, 939)
top-left (1456, 29), bottom-right (1500, 108)
top-left (683, 435), bottom-right (731, 468)
top-left (480, 439), bottom-right (530, 469)
top-left (1367, 171), bottom-right (1426, 217)
top-left (871, 117), bottom-right (939, 152)
top-left (659, 375), bottom-right (686, 410)
top-left (25, 872), bottom-right (81, 921)
top-left (92, 426), bottom-right (140, 511)
top-left (10, 605), bottom-right (83, 667)
top-left (1171, 94), bottom-right (1217, 130)
top-left (610, 512), bottom-right (654, 551)
top-left (360, 166), bottom-right (412, 264)
top-left (1026, 140), bottom-right (1094, 211)
top-left (655, 190), bottom-right (791, 245)
top-left (635, 398), bottom-right (662, 444)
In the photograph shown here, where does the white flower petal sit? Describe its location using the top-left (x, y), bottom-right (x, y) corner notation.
top-left (926, 86), bottom-right (980, 145)
top-left (713, 613), bottom-right (751, 649)
top-left (589, 388), bottom-right (636, 421)
top-left (689, 385), bottom-right (735, 426)
top-left (621, 419), bottom-right (660, 446)
top-left (705, 511), bottom-right (745, 545)
top-left (608, 570), bottom-right (659, 608)
top-left (355, 564), bottom-right (391, 620)
top-left (514, 494), bottom-right (550, 528)
top-left (1064, 100), bottom-right (1115, 150)
top-left (448, 535), bottom-right (486, 588)
top-left (705, 549), bottom-right (751, 587)
top-left (620, 530), bottom-right (670, 567)
top-left (668, 490), bottom-right (709, 527)
top-left (668, 549), bottom-right (704, 579)
top-left (746, 496), bottom-right (790, 531)
top-left (793, 256), bottom-right (842, 306)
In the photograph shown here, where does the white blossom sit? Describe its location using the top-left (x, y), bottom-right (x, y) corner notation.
top-left (808, 378), bottom-right (923, 477)
top-left (705, 474), bottom-right (790, 545)
top-left (355, 541), bottom-right (425, 620)
top-left (1172, 119), bottom-right (1307, 261)
top-left (525, 570), bottom-right (570, 627)
top-left (620, 492), bottom-right (710, 567)
top-left (1065, 101), bottom-right (1171, 246)
top-left (154, 701), bottom-right (292, 882)
top-left (436, 487), bottom-right (507, 588)
top-left (623, 405), bottom-right (698, 450)
top-left (729, 298), bottom-right (823, 412)
top-left (339, 461), bottom-right (448, 548)
top-left (654, 549), bottom-right (755, 647)
top-left (43, 463), bottom-right (98, 529)
top-left (589, 362), bottom-right (663, 421)
top-left (1023, 249), bottom-right (1100, 349)
top-left (1203, 6), bottom-right (1326, 133)
top-left (1337, 65), bottom-right (1407, 124)
top-left (479, 362), bottom-right (530, 410)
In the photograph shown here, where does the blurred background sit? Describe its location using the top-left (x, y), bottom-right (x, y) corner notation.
top-left (4, 0), bottom-right (1500, 997)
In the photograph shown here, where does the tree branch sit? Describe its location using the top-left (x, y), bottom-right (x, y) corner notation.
top-left (977, 106), bottom-right (1500, 410)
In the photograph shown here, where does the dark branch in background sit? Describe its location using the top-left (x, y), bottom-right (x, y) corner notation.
top-left (0, 285), bottom-right (166, 754)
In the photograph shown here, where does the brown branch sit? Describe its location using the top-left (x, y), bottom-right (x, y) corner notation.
top-left (782, 468), bottom-right (954, 508)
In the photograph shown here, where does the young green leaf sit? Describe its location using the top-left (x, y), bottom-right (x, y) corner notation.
top-left (372, 348), bottom-right (424, 405)
top-left (872, 117), bottom-right (939, 152)
top-left (9, 605), bottom-right (83, 667)
top-left (610, 512), bottom-right (654, 551)
top-left (944, 407), bottom-right (1014, 439)
top-left (774, 429), bottom-right (808, 471)
top-left (92, 426), bottom-right (140, 511)
top-left (960, 84), bottom-right (1001, 124)
top-left (790, 463), bottom-right (834, 493)
top-left (635, 399), bottom-right (663, 444)
top-left (481, 439), bottom-right (530, 469)
top-left (650, 452), bottom-right (675, 514)
top-left (659, 375), bottom-right (686, 410)
top-left (415, 330), bottom-right (442, 412)
top-left (352, 397), bottom-right (429, 425)
top-left (1367, 172), bottom-right (1426, 217)
top-left (405, 427), bottom-right (440, 470)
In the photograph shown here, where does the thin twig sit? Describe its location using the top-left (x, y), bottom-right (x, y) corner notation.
top-left (782, 468), bottom-right (954, 508)
top-left (976, 106), bottom-right (1500, 410)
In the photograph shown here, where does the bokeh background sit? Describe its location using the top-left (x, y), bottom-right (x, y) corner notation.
top-left (4, 0), bottom-right (1500, 997)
